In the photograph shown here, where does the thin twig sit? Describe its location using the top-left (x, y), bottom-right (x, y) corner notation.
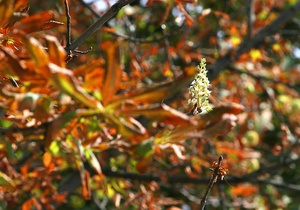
top-left (64, 0), bottom-right (92, 61)
top-left (78, 0), bottom-right (100, 17)
top-left (66, 0), bottom-right (137, 52)
top-left (64, 0), bottom-right (71, 50)
top-left (200, 156), bottom-right (226, 210)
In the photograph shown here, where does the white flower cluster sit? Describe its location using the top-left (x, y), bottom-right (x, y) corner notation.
top-left (188, 58), bottom-right (212, 114)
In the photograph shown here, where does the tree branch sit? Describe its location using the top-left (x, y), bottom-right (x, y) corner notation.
top-left (65, 0), bottom-right (137, 52)
top-left (229, 65), bottom-right (299, 92)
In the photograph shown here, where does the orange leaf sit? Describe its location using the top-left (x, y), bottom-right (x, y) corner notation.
top-left (43, 151), bottom-right (52, 168)
top-left (101, 41), bottom-right (123, 105)
top-left (18, 11), bottom-right (58, 33)
top-left (20, 33), bottom-right (49, 69)
top-left (45, 35), bottom-right (66, 67)
top-left (0, 0), bottom-right (14, 27)
top-left (231, 184), bottom-right (257, 197)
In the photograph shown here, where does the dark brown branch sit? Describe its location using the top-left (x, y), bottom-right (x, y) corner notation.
top-left (50, 156), bottom-right (300, 208)
top-left (229, 65), bottom-right (299, 92)
top-left (78, 0), bottom-right (164, 43)
top-left (199, 156), bottom-right (225, 210)
top-left (64, 0), bottom-right (71, 49)
top-left (66, 0), bottom-right (137, 52)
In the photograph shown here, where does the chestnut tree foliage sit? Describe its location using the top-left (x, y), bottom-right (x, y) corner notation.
top-left (0, 0), bottom-right (300, 209)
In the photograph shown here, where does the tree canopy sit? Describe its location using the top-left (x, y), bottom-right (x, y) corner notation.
top-left (0, 0), bottom-right (300, 209)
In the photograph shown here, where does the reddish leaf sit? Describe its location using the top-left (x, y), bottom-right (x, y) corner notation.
top-left (41, 20), bottom-right (64, 30)
top-left (18, 11), bottom-right (62, 33)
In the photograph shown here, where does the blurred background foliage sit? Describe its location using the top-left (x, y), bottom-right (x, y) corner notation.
top-left (0, 0), bottom-right (300, 209)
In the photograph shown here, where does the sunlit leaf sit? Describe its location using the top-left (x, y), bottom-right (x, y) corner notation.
top-left (101, 41), bottom-right (123, 105)
top-left (85, 148), bottom-right (102, 175)
top-left (20, 33), bottom-right (49, 68)
top-left (45, 35), bottom-right (66, 67)
top-left (49, 63), bottom-right (102, 109)
top-left (0, 171), bottom-right (15, 189)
